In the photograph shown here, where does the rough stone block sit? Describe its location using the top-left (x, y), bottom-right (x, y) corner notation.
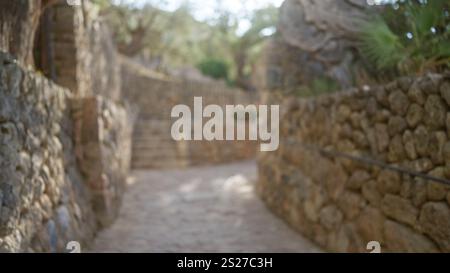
top-left (319, 205), bottom-right (343, 230)
top-left (356, 207), bottom-right (385, 244)
top-left (362, 179), bottom-right (382, 207)
top-left (384, 220), bottom-right (438, 253)
top-left (347, 170), bottom-right (371, 190)
top-left (426, 169), bottom-right (448, 201)
top-left (388, 116), bottom-right (407, 137)
top-left (424, 95), bottom-right (446, 130)
top-left (375, 123), bottom-right (389, 153)
top-left (381, 194), bottom-right (418, 227)
top-left (440, 81), bottom-right (450, 106)
top-left (403, 130), bottom-right (417, 160)
top-left (406, 103), bottom-right (423, 128)
top-left (446, 113), bottom-right (450, 137)
top-left (429, 132), bottom-right (446, 164)
top-left (327, 223), bottom-right (364, 253)
top-left (303, 184), bottom-right (326, 223)
top-left (389, 90), bottom-right (409, 116)
top-left (414, 125), bottom-right (430, 157)
top-left (337, 191), bottom-right (366, 220)
top-left (408, 81), bottom-right (426, 105)
top-left (377, 169), bottom-right (401, 194)
top-left (419, 202), bottom-right (450, 252)
top-left (387, 134), bottom-right (405, 162)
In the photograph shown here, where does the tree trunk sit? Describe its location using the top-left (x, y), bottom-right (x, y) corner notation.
top-left (234, 51), bottom-right (248, 89)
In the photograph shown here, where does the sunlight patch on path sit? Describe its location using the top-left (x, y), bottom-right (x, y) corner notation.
top-left (92, 161), bottom-right (321, 253)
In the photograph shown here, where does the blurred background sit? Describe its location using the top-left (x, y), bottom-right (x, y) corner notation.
top-left (1, 0), bottom-right (449, 253)
top-left (93, 0), bottom-right (449, 92)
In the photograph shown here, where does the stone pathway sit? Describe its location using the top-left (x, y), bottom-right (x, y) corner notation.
top-left (92, 161), bottom-right (321, 252)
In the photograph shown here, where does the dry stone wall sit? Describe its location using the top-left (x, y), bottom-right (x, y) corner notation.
top-left (50, 1), bottom-right (91, 97)
top-left (33, 1), bottom-right (121, 101)
top-left (0, 51), bottom-right (94, 252)
top-left (0, 51), bottom-right (132, 252)
top-left (72, 97), bottom-right (133, 228)
top-left (0, 0), bottom-right (132, 252)
top-left (121, 57), bottom-right (258, 168)
top-left (257, 73), bottom-right (450, 252)
top-left (0, 0), bottom-right (41, 67)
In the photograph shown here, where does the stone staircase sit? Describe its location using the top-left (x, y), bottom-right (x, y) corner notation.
top-left (131, 119), bottom-right (188, 169)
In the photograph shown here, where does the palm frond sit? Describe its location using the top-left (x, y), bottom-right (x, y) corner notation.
top-left (359, 18), bottom-right (406, 70)
top-left (407, 0), bottom-right (444, 36)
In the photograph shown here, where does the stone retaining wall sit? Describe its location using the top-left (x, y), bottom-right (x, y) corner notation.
top-left (35, 1), bottom-right (121, 101)
top-left (72, 96), bottom-right (132, 228)
top-left (257, 74), bottom-right (450, 252)
top-left (0, 0), bottom-right (132, 252)
top-left (0, 52), bottom-right (131, 252)
top-left (0, 0), bottom-right (40, 67)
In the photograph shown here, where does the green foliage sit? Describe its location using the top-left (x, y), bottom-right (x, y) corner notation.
top-left (197, 59), bottom-right (229, 80)
top-left (95, 1), bottom-right (277, 88)
top-left (359, 0), bottom-right (450, 77)
top-left (360, 17), bottom-right (406, 70)
top-left (96, 1), bottom-right (214, 69)
top-left (294, 77), bottom-right (340, 98)
top-left (226, 5), bottom-right (279, 88)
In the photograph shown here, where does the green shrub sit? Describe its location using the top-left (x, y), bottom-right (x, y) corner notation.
top-left (197, 59), bottom-right (229, 80)
top-left (359, 0), bottom-right (450, 77)
top-left (293, 77), bottom-right (340, 98)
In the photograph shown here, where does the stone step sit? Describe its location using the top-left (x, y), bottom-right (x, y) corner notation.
top-left (133, 140), bottom-right (175, 146)
top-left (134, 122), bottom-right (171, 127)
top-left (131, 119), bottom-right (188, 169)
top-left (134, 131), bottom-right (170, 136)
top-left (134, 122), bottom-right (171, 130)
top-left (133, 134), bottom-right (171, 140)
top-left (131, 156), bottom-right (188, 165)
top-left (132, 145), bottom-right (177, 152)
top-left (133, 128), bottom-right (171, 134)
top-left (133, 128), bottom-right (172, 135)
top-left (134, 129), bottom-right (170, 133)
top-left (131, 157), bottom-right (182, 164)
top-left (132, 152), bottom-right (178, 160)
top-left (135, 119), bottom-right (171, 125)
top-left (132, 150), bottom-right (178, 158)
top-left (132, 152), bottom-right (178, 159)
top-left (132, 130), bottom-right (172, 136)
top-left (132, 144), bottom-right (177, 152)
top-left (132, 136), bottom-right (175, 143)
top-left (132, 161), bottom-right (184, 170)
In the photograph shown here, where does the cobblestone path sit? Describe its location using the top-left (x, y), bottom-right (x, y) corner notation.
top-left (92, 161), bottom-right (321, 252)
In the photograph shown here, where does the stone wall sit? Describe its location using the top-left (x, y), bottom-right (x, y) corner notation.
top-left (121, 56), bottom-right (257, 119)
top-left (72, 97), bottom-right (132, 228)
top-left (87, 22), bottom-right (122, 102)
top-left (0, 0), bottom-right (41, 67)
top-left (33, 1), bottom-right (121, 101)
top-left (0, 51), bottom-right (131, 252)
top-left (49, 1), bottom-right (91, 97)
top-left (257, 74), bottom-right (450, 252)
top-left (0, 0), bottom-right (132, 252)
top-left (121, 56), bottom-right (258, 169)
top-left (0, 51), bottom-right (93, 252)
